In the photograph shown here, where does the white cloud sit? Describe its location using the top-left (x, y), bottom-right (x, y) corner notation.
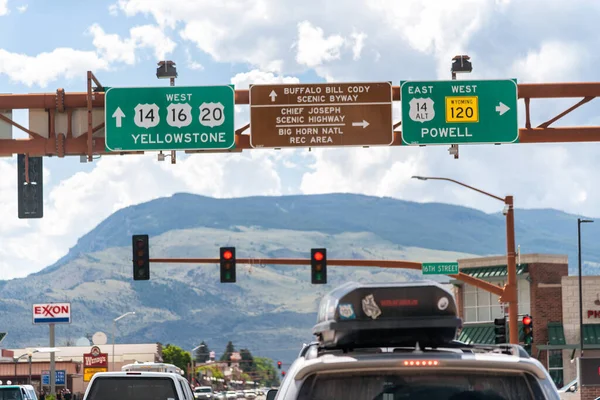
top-left (294, 21), bottom-right (346, 68)
top-left (509, 40), bottom-right (588, 83)
top-left (350, 31), bottom-right (367, 60)
top-left (0, 0), bottom-right (7, 16)
top-left (0, 48), bottom-right (109, 88)
top-left (88, 23), bottom-right (176, 65)
top-left (16, 4), bottom-right (26, 13)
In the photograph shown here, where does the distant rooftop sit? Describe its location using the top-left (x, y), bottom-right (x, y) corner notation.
top-left (458, 253), bottom-right (568, 269)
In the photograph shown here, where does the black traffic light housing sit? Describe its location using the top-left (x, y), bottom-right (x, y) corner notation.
top-left (220, 247), bottom-right (236, 283)
top-left (132, 234), bottom-right (150, 280)
top-left (493, 316), bottom-right (507, 344)
top-left (281, 371), bottom-right (286, 377)
top-left (277, 361), bottom-right (282, 370)
top-left (523, 314), bottom-right (533, 352)
top-left (311, 248), bottom-right (327, 284)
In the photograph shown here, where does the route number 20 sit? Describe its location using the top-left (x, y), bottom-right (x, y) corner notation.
top-left (445, 96), bottom-right (479, 123)
top-left (199, 102), bottom-right (226, 128)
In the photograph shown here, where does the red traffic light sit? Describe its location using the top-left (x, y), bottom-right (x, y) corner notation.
top-left (223, 250), bottom-right (233, 260)
top-left (313, 251), bottom-right (324, 261)
top-left (523, 315), bottom-right (532, 326)
top-left (281, 371), bottom-right (286, 376)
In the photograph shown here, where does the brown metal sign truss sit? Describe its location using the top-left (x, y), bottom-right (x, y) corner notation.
top-left (2, 72), bottom-right (596, 335)
top-left (0, 72), bottom-right (599, 160)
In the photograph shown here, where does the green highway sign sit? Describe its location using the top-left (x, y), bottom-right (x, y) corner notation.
top-left (422, 262), bottom-right (459, 275)
top-left (105, 85), bottom-right (235, 151)
top-left (400, 79), bottom-right (518, 145)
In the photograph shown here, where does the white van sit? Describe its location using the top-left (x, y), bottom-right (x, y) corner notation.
top-left (83, 371), bottom-right (194, 400)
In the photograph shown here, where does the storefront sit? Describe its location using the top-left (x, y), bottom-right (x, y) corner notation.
top-left (451, 253), bottom-right (569, 386)
top-left (0, 343), bottom-right (163, 395)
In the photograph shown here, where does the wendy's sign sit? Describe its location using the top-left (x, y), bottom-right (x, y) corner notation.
top-left (84, 346), bottom-right (108, 368)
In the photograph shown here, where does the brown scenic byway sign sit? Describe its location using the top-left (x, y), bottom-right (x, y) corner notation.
top-left (249, 82), bottom-right (393, 148)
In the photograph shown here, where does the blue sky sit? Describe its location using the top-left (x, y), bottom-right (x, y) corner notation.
top-left (1, 0), bottom-right (600, 279)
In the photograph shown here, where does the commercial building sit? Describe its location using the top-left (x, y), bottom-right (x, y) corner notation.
top-left (0, 343), bottom-right (162, 394)
top-left (451, 253), bottom-right (600, 394)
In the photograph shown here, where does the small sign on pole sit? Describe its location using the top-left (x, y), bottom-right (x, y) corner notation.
top-left (422, 262), bottom-right (459, 275)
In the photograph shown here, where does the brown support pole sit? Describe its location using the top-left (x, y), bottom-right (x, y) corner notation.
top-left (505, 195), bottom-right (519, 344)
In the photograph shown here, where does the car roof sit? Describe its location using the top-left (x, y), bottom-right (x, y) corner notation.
top-left (91, 371), bottom-right (183, 378)
top-left (290, 342), bottom-right (549, 381)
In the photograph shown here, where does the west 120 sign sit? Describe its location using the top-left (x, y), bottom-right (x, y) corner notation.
top-left (32, 303), bottom-right (71, 324)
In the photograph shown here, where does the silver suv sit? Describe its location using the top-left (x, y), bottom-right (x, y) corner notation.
top-left (269, 281), bottom-right (560, 400)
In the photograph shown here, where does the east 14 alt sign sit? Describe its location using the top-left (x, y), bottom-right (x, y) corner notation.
top-left (249, 82), bottom-right (393, 148)
top-left (400, 79), bottom-right (519, 145)
top-left (105, 85), bottom-right (236, 151)
top-left (32, 302), bottom-right (71, 324)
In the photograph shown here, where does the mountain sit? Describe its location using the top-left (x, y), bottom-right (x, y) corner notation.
top-left (2, 193), bottom-right (600, 364)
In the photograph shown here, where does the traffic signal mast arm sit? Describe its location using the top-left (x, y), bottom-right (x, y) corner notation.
top-left (148, 256), bottom-right (504, 297)
top-left (1, 74), bottom-right (600, 159)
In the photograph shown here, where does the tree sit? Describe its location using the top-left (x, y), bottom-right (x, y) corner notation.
top-left (220, 341), bottom-right (235, 363)
top-left (194, 341), bottom-right (211, 363)
top-left (162, 344), bottom-right (192, 372)
top-left (253, 357), bottom-right (280, 387)
top-left (239, 348), bottom-right (254, 373)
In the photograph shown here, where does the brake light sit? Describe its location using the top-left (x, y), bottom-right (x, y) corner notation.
top-left (403, 360), bottom-right (439, 366)
top-left (126, 372), bottom-right (142, 375)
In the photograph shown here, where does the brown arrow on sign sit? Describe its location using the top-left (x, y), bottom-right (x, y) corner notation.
top-left (249, 82), bottom-right (394, 148)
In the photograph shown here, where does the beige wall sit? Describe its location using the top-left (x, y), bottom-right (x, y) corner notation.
top-left (561, 276), bottom-right (600, 383)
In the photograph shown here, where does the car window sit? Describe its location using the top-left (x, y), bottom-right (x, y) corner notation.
top-left (86, 377), bottom-right (179, 400)
top-left (0, 388), bottom-right (24, 400)
top-left (297, 370), bottom-right (542, 400)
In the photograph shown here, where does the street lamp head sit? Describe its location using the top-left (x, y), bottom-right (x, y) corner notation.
top-left (411, 176), bottom-right (428, 181)
top-left (580, 219), bottom-right (594, 224)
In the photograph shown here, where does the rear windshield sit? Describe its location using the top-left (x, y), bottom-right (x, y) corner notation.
top-left (87, 377), bottom-right (178, 400)
top-left (0, 388), bottom-right (23, 400)
top-left (297, 371), bottom-right (544, 400)
top-left (195, 388), bottom-right (211, 393)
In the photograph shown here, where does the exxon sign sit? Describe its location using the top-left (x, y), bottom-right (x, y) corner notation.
top-left (32, 303), bottom-right (72, 324)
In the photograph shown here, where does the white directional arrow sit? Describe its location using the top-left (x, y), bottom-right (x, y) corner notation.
top-left (495, 102), bottom-right (510, 116)
top-left (112, 107), bottom-right (125, 127)
top-left (269, 90), bottom-right (277, 102)
top-left (352, 120), bottom-right (370, 128)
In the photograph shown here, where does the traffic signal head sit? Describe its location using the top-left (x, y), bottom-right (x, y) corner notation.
top-left (311, 248), bottom-right (327, 284)
top-left (523, 315), bottom-right (533, 346)
top-left (132, 234), bottom-right (150, 280)
top-left (220, 247), bottom-right (236, 283)
top-left (281, 371), bottom-right (286, 377)
top-left (277, 361), bottom-right (282, 369)
top-left (493, 317), bottom-right (507, 344)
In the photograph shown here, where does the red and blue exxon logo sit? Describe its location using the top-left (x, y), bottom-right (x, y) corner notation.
top-left (32, 303), bottom-right (72, 324)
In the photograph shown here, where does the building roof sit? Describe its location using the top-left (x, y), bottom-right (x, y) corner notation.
top-left (5, 343), bottom-right (161, 363)
top-left (457, 253), bottom-right (568, 269)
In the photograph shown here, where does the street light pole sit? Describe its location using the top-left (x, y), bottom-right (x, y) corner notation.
top-left (412, 175), bottom-right (519, 344)
top-left (112, 312), bottom-right (136, 371)
top-left (578, 218), bottom-right (594, 357)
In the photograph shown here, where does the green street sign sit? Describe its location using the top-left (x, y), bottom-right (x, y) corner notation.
top-left (105, 85), bottom-right (235, 151)
top-left (400, 79), bottom-right (518, 145)
top-left (422, 262), bottom-right (459, 275)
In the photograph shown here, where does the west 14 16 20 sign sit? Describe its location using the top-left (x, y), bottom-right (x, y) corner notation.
top-left (105, 85), bottom-right (236, 151)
